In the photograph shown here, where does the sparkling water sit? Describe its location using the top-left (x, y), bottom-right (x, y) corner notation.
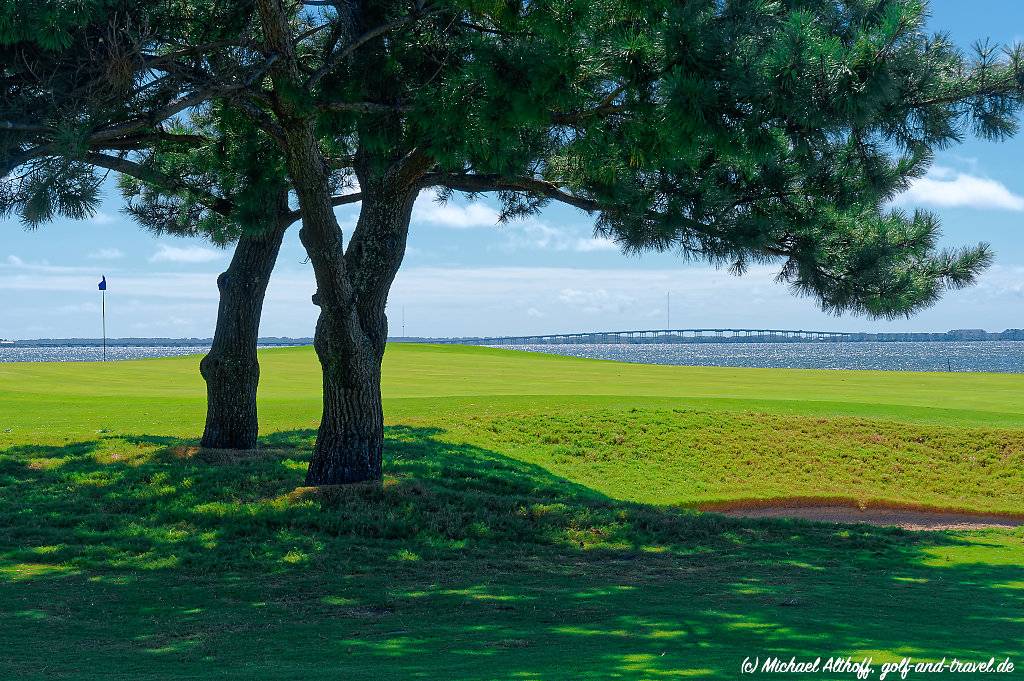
top-left (5, 341), bottom-right (1024, 373)
top-left (0, 345), bottom-right (295, 363)
top-left (491, 341), bottom-right (1024, 373)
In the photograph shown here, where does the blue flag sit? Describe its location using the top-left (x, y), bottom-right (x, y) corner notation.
top-left (98, 276), bottom-right (106, 291)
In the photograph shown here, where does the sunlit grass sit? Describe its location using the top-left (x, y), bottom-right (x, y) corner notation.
top-left (447, 408), bottom-right (1024, 511)
top-left (0, 345), bottom-right (1021, 678)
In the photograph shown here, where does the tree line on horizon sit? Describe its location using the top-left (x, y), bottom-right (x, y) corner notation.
top-left (3, 0), bottom-right (1023, 485)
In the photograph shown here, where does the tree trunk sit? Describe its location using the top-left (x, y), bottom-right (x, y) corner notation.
top-left (303, 179), bottom-right (419, 484)
top-left (302, 333), bottom-right (386, 484)
top-left (254, 0), bottom-right (424, 482)
top-left (199, 193), bottom-right (290, 449)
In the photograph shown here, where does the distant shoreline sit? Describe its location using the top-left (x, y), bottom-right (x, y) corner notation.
top-left (0, 338), bottom-right (314, 348)
top-left (4, 339), bottom-right (1024, 372)
top-left (2, 328), bottom-right (1024, 347)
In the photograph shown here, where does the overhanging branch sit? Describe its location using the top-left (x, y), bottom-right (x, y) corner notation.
top-left (283, 192), bottom-right (363, 225)
top-left (424, 171), bottom-right (714, 237)
top-left (83, 152), bottom-right (234, 217)
top-left (423, 172), bottom-right (603, 212)
top-left (88, 54), bottom-right (280, 145)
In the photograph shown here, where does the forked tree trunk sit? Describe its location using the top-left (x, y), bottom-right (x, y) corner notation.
top-left (303, 179), bottom-right (419, 484)
top-left (254, 0), bottom-right (423, 483)
top-left (199, 193), bottom-right (290, 449)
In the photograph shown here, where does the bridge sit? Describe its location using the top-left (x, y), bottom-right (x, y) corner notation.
top-left (437, 328), bottom-right (862, 345)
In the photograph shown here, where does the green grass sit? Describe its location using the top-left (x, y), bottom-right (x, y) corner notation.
top-left (1, 345), bottom-right (1022, 679)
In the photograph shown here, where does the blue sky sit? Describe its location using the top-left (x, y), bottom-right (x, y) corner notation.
top-left (3, 0), bottom-right (1024, 340)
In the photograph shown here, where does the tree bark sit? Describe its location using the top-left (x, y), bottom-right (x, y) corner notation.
top-left (199, 192), bottom-right (290, 449)
top-left (254, 0), bottom-right (425, 483)
top-left (302, 178), bottom-right (420, 484)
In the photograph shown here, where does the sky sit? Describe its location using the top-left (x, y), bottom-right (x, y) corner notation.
top-left (3, 1), bottom-right (1024, 340)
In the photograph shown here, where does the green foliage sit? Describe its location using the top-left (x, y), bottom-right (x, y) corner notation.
top-left (1, 159), bottom-right (101, 227)
top-left (119, 107), bottom-right (291, 242)
top-left (0, 0), bottom-right (122, 50)
top-left (313, 0), bottom-right (1023, 318)
top-left (4, 0), bottom-right (1024, 316)
top-left (0, 0), bottom-right (275, 242)
top-left (779, 207), bottom-right (995, 318)
top-left (1, 1), bottom-right (149, 229)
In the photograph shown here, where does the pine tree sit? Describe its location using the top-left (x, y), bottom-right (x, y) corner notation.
top-left (116, 110), bottom-right (296, 450)
top-left (4, 0), bottom-right (1023, 483)
top-left (0, 1), bottom-right (321, 449)
top-left (115, 105), bottom-right (360, 447)
top-left (254, 0), bottom-right (1023, 484)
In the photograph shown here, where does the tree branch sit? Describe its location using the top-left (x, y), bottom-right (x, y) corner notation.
top-left (319, 101), bottom-right (410, 114)
top-left (95, 130), bottom-right (212, 152)
top-left (424, 172), bottom-right (603, 212)
top-left (306, 5), bottom-right (443, 89)
top-left (552, 102), bottom-right (628, 125)
top-left (0, 121), bottom-right (55, 133)
top-left (908, 78), bottom-right (1020, 108)
top-left (1, 145), bottom-right (52, 177)
top-left (83, 152), bottom-right (234, 217)
top-left (233, 98), bottom-right (288, 144)
top-left (87, 54), bottom-right (280, 145)
top-left (425, 171), bottom-right (715, 238)
top-left (283, 191), bottom-right (363, 225)
top-left (86, 88), bottom-right (221, 144)
top-left (455, 20), bottom-right (510, 36)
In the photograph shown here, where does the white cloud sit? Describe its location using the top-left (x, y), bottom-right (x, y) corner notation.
top-left (503, 220), bottom-right (562, 250)
top-left (383, 264), bottom-right (1024, 337)
top-left (897, 166), bottom-right (1024, 211)
top-left (130, 315), bottom-right (194, 331)
top-left (3, 255), bottom-right (92, 273)
top-left (0, 270), bottom-right (220, 300)
top-left (383, 265), bottom-right (787, 336)
top-left (5, 260), bottom-right (1024, 340)
top-left (88, 248), bottom-right (124, 260)
top-left (412, 193), bottom-right (618, 253)
top-left (89, 212), bottom-right (117, 225)
top-left (558, 287), bottom-right (637, 314)
top-left (572, 236), bottom-right (617, 252)
top-left (969, 264), bottom-right (1024, 300)
top-left (413, 195), bottom-right (500, 229)
top-left (494, 219), bottom-right (620, 253)
top-left (149, 244), bottom-right (224, 264)
top-left (56, 302), bottom-right (101, 314)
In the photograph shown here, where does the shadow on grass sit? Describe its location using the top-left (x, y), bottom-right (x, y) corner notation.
top-left (0, 425), bottom-right (1021, 679)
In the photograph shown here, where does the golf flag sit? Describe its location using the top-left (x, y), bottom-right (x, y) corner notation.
top-left (98, 276), bottom-right (108, 360)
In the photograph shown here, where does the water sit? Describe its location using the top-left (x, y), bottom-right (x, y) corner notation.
top-left (492, 341), bottom-right (1024, 373)
top-left (0, 345), bottom-right (294, 363)
top-left (6, 340), bottom-right (1024, 373)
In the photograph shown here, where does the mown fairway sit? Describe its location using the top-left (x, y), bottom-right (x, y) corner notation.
top-left (1, 345), bottom-right (1022, 679)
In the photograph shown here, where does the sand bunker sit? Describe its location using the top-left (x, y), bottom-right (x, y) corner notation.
top-left (707, 503), bottom-right (1023, 531)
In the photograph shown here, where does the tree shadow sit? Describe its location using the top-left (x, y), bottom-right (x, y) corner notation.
top-left (0, 425), bottom-right (1020, 679)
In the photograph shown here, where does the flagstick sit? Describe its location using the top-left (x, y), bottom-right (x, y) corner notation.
top-left (101, 287), bottom-right (106, 362)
